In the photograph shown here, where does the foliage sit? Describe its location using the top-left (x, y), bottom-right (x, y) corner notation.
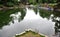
top-left (0, 8), bottom-right (26, 29)
top-left (0, 0), bottom-right (19, 7)
top-left (33, 7), bottom-right (60, 20)
top-left (6, 2), bottom-right (14, 7)
top-left (33, 8), bottom-right (38, 14)
top-left (0, 0), bottom-right (58, 6)
top-left (39, 9), bottom-right (52, 19)
top-left (28, 0), bottom-right (37, 5)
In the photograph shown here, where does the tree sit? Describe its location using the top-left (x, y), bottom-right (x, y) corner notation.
top-left (0, 8), bottom-right (26, 29)
top-left (20, 0), bottom-right (28, 4)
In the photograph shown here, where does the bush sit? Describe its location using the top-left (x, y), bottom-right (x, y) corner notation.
top-left (0, 4), bottom-right (3, 8)
top-left (6, 2), bottom-right (14, 7)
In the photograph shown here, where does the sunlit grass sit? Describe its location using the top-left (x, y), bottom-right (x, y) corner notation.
top-left (15, 30), bottom-right (45, 37)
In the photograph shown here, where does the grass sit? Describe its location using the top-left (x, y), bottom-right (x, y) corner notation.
top-left (15, 30), bottom-right (45, 37)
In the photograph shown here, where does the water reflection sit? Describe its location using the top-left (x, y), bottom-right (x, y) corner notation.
top-left (0, 8), bottom-right (26, 29)
top-left (0, 7), bottom-right (60, 37)
top-left (33, 8), bottom-right (60, 36)
top-left (28, 6), bottom-right (60, 36)
top-left (39, 9), bottom-right (60, 37)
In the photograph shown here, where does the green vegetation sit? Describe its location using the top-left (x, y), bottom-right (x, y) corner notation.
top-left (33, 7), bottom-right (60, 19)
top-left (0, 8), bottom-right (26, 29)
top-left (0, 0), bottom-right (60, 11)
top-left (39, 9), bottom-right (52, 19)
top-left (33, 7), bottom-right (60, 34)
top-left (0, 0), bottom-right (58, 7)
top-left (15, 30), bottom-right (45, 37)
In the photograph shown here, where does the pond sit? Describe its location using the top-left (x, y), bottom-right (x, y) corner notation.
top-left (0, 7), bottom-right (60, 37)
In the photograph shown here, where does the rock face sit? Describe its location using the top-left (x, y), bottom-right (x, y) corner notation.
top-left (15, 29), bottom-right (47, 37)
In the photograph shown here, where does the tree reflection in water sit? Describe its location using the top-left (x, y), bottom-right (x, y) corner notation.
top-left (0, 8), bottom-right (26, 29)
top-left (52, 18), bottom-right (60, 35)
top-left (0, 7), bottom-right (60, 36)
top-left (32, 8), bottom-right (60, 36)
top-left (52, 11), bottom-right (60, 36)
